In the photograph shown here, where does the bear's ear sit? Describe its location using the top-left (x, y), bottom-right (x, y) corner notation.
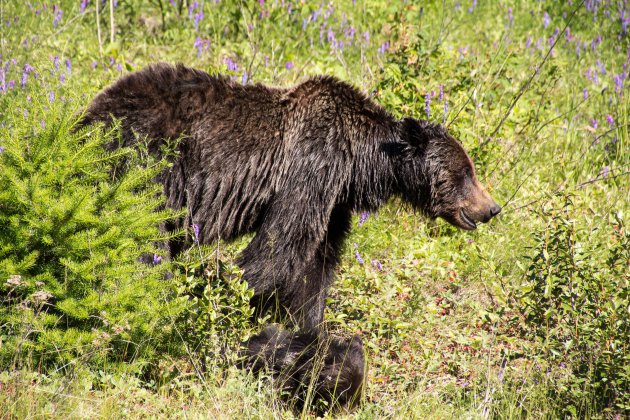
top-left (401, 117), bottom-right (428, 148)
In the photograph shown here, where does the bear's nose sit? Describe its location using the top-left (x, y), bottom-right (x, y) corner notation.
top-left (490, 204), bottom-right (502, 217)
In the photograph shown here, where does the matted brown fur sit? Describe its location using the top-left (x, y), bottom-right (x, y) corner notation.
top-left (81, 63), bottom-right (500, 410)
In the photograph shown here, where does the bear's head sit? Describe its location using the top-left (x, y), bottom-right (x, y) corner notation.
top-left (396, 118), bottom-right (501, 230)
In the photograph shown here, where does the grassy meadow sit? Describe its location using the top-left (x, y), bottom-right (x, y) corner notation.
top-left (1, 0), bottom-right (629, 418)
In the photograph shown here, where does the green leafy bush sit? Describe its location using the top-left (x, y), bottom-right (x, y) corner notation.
top-left (513, 193), bottom-right (630, 414)
top-left (0, 103), bottom-right (183, 372)
top-left (171, 245), bottom-right (256, 374)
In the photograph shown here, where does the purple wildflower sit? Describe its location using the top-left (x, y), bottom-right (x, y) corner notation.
top-left (601, 166), bottom-right (610, 178)
top-left (91, 60), bottom-right (97, 69)
top-left (117, 63), bottom-right (122, 74)
top-left (606, 115), bottom-right (614, 125)
top-left (285, 61), bottom-right (294, 70)
top-left (302, 18), bottom-right (307, 30)
top-left (53, 55), bottom-right (59, 72)
top-left (439, 84), bottom-right (444, 102)
top-left (193, 38), bottom-right (205, 57)
top-left (65, 58), bottom-right (71, 75)
top-left (526, 37), bottom-right (532, 48)
top-left (48, 91), bottom-right (55, 103)
top-left (153, 254), bottom-right (162, 265)
top-left (53, 5), bottom-right (63, 28)
top-left (353, 243), bottom-right (364, 265)
top-left (359, 212), bottom-right (369, 227)
top-left (371, 260), bottom-right (383, 271)
top-left (507, 8), bottom-right (513, 25)
top-left (21, 64), bottom-right (34, 88)
top-left (378, 41), bottom-right (389, 54)
top-left (188, 0), bottom-right (198, 18)
top-left (226, 58), bottom-right (237, 72)
top-left (614, 74), bottom-right (623, 94)
top-left (194, 10), bottom-right (204, 30)
top-left (80, 0), bottom-right (89, 13)
top-left (583, 88), bottom-right (588, 100)
top-left (327, 28), bottom-right (335, 43)
top-left (425, 92), bottom-right (431, 119)
top-left (0, 146), bottom-right (4, 153)
top-left (192, 223), bottom-right (200, 243)
top-left (242, 71), bottom-right (248, 84)
top-left (591, 118), bottom-right (598, 129)
top-left (59, 73), bottom-right (66, 83)
top-left (543, 12), bottom-right (550, 28)
top-left (468, 0), bottom-right (476, 13)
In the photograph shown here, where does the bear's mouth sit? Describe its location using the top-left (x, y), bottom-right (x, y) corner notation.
top-left (459, 209), bottom-right (477, 230)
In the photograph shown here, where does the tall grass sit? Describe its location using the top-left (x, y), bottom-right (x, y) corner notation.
top-left (1, 0), bottom-right (628, 418)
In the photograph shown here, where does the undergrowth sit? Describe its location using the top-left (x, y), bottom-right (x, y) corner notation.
top-left (0, 0), bottom-right (629, 418)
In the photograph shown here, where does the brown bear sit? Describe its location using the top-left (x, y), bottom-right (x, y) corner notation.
top-left (80, 63), bottom-right (500, 409)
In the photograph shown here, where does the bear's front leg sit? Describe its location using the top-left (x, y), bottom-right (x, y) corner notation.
top-left (238, 199), bottom-right (351, 331)
top-left (296, 206), bottom-right (352, 330)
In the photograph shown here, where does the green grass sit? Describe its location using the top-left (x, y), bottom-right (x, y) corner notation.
top-left (1, 0), bottom-right (629, 418)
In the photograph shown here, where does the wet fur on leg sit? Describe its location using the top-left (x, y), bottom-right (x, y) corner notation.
top-left (242, 325), bottom-right (365, 413)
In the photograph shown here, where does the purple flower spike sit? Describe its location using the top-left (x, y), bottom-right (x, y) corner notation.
top-left (153, 254), bottom-right (162, 265)
top-left (192, 223), bottom-right (200, 243)
top-left (583, 88), bottom-right (588, 100)
top-left (614, 74), bottom-right (623, 94)
top-left (53, 5), bottom-right (63, 28)
top-left (285, 61), bottom-right (294, 70)
top-left (591, 118), bottom-right (598, 129)
top-left (21, 64), bottom-right (34, 88)
top-left (543, 12), bottom-right (550, 28)
top-left (48, 91), bottom-right (55, 103)
top-left (80, 0), bottom-right (89, 13)
top-left (194, 10), bottom-right (204, 30)
top-left (359, 212), bottom-right (369, 227)
top-left (606, 115), bottom-right (614, 126)
top-left (353, 243), bottom-right (364, 265)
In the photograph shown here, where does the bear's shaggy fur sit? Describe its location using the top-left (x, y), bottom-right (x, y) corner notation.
top-left (242, 325), bottom-right (365, 412)
top-left (81, 63), bottom-right (500, 409)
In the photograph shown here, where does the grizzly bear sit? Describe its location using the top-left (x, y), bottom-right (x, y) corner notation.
top-left (80, 63), bottom-right (501, 409)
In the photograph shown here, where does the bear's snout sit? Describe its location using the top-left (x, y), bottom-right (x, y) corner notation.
top-left (484, 203), bottom-right (502, 222)
top-left (466, 182), bottom-right (501, 226)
